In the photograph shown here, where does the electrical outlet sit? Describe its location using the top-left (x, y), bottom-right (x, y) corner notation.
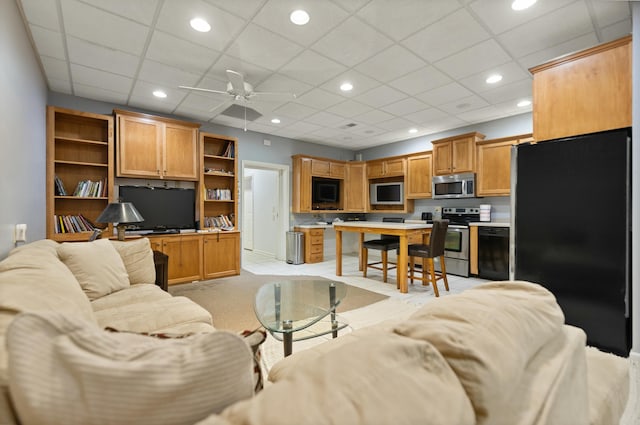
top-left (14, 224), bottom-right (26, 242)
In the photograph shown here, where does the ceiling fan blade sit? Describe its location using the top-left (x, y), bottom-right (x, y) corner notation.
top-left (250, 91), bottom-right (297, 100)
top-left (226, 70), bottom-right (246, 96)
top-left (179, 85), bottom-right (229, 95)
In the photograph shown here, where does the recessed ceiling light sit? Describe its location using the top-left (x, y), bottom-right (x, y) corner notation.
top-left (517, 99), bottom-right (532, 107)
top-left (271, 118), bottom-right (281, 124)
top-left (190, 17), bottom-right (211, 32)
top-left (290, 10), bottom-right (310, 25)
top-left (486, 74), bottom-right (503, 84)
top-left (340, 82), bottom-right (353, 92)
top-left (408, 128), bottom-right (418, 134)
top-left (511, 0), bottom-right (537, 11)
top-left (153, 90), bottom-right (167, 98)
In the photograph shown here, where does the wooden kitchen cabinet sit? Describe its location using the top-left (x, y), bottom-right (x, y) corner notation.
top-left (406, 151), bottom-right (433, 199)
top-left (529, 35), bottom-right (631, 142)
top-left (150, 234), bottom-right (203, 285)
top-left (311, 158), bottom-right (345, 178)
top-left (476, 134), bottom-right (532, 197)
top-left (344, 162), bottom-right (367, 212)
top-left (203, 231), bottom-right (240, 278)
top-left (367, 156), bottom-right (406, 178)
top-left (295, 227), bottom-right (325, 263)
top-left (115, 110), bottom-right (200, 180)
top-left (432, 132), bottom-right (485, 176)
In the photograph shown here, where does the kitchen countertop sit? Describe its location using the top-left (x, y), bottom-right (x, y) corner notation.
top-left (469, 222), bottom-right (510, 227)
top-left (294, 223), bottom-right (335, 229)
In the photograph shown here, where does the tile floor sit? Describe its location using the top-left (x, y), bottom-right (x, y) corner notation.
top-left (241, 249), bottom-right (488, 307)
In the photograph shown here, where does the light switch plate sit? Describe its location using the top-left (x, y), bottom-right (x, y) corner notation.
top-left (15, 224), bottom-right (26, 242)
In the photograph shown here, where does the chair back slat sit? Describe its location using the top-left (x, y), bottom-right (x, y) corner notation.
top-left (429, 219), bottom-right (449, 257)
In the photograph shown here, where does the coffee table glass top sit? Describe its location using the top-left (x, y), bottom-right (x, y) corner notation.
top-left (254, 280), bottom-right (348, 341)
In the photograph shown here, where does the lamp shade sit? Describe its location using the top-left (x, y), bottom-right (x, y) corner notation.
top-left (96, 202), bottom-right (144, 224)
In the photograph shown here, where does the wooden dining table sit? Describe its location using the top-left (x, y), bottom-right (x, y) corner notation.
top-left (333, 221), bottom-right (433, 294)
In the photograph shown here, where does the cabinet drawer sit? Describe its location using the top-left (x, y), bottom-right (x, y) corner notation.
top-left (309, 229), bottom-right (324, 236)
top-left (310, 235), bottom-right (324, 244)
top-left (308, 253), bottom-right (323, 263)
top-left (309, 244), bottom-right (323, 254)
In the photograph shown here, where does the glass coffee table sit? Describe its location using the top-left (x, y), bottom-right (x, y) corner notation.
top-left (254, 280), bottom-right (349, 357)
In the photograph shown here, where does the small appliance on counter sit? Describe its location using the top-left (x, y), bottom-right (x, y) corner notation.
top-left (421, 212), bottom-right (433, 223)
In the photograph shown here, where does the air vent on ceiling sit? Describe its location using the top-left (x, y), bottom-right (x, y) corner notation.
top-left (220, 104), bottom-right (262, 121)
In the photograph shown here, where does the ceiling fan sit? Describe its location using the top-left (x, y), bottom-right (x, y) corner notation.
top-left (179, 70), bottom-right (296, 130)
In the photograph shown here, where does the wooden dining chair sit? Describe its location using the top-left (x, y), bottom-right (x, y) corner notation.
top-left (407, 219), bottom-right (449, 297)
top-left (362, 217), bottom-right (404, 283)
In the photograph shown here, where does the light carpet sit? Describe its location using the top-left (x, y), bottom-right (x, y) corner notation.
top-left (168, 270), bottom-right (388, 332)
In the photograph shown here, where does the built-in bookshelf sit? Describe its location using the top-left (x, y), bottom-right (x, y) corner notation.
top-left (199, 132), bottom-right (238, 231)
top-left (46, 106), bottom-right (114, 241)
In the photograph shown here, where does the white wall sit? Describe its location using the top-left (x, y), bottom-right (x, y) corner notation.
top-left (0, 0), bottom-right (47, 258)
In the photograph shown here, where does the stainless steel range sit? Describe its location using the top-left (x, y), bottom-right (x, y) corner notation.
top-left (433, 207), bottom-right (479, 278)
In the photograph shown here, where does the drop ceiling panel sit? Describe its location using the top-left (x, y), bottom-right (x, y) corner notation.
top-left (206, 55), bottom-right (272, 86)
top-left (380, 97), bottom-right (430, 116)
top-left (592, 1), bottom-right (632, 27)
top-left (145, 31), bottom-right (220, 75)
top-left (469, 0), bottom-right (575, 35)
top-left (294, 88), bottom-right (344, 110)
top-left (404, 108), bottom-right (451, 125)
top-left (155, 0), bottom-right (245, 52)
top-left (356, 0), bottom-right (460, 41)
top-left (67, 37), bottom-right (139, 78)
top-left (354, 85), bottom-right (407, 108)
top-left (226, 24), bottom-right (304, 71)
top-left (79, 0), bottom-right (159, 25)
top-left (516, 33), bottom-right (598, 70)
top-left (416, 82), bottom-right (473, 107)
top-left (600, 19), bottom-right (632, 42)
top-left (388, 66), bottom-right (453, 96)
top-left (439, 94), bottom-right (489, 115)
top-left (255, 74), bottom-right (314, 98)
top-left (60, 0), bottom-right (150, 55)
top-left (137, 60), bottom-right (201, 88)
top-left (40, 56), bottom-right (70, 84)
top-left (354, 45), bottom-right (426, 83)
top-left (326, 100), bottom-right (373, 118)
top-left (29, 26), bottom-right (65, 60)
top-left (253, 0), bottom-right (348, 46)
top-left (70, 64), bottom-right (133, 94)
top-left (73, 84), bottom-right (129, 104)
top-left (19, 0), bottom-right (59, 30)
top-left (311, 16), bottom-right (394, 67)
top-left (458, 61), bottom-right (530, 94)
top-left (403, 8), bottom-right (491, 63)
top-left (353, 108), bottom-right (395, 125)
top-left (434, 39), bottom-right (512, 80)
top-left (203, 0), bottom-right (266, 20)
top-left (279, 50), bottom-right (347, 86)
top-left (319, 70), bottom-right (380, 96)
top-left (273, 102), bottom-right (319, 120)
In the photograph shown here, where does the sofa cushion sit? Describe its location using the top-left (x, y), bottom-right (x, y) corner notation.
top-left (58, 239), bottom-right (129, 300)
top-left (91, 283), bottom-right (171, 312)
top-left (6, 312), bottom-right (254, 425)
top-left (94, 295), bottom-right (214, 333)
top-left (393, 281), bottom-right (565, 425)
top-left (205, 331), bottom-right (474, 425)
top-left (110, 238), bottom-right (155, 285)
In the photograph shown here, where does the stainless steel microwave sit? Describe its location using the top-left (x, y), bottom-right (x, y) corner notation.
top-left (432, 173), bottom-right (475, 199)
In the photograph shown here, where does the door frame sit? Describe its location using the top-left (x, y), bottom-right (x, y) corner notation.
top-left (240, 160), bottom-right (290, 261)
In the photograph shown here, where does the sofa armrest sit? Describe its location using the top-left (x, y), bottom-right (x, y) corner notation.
top-left (153, 250), bottom-right (168, 291)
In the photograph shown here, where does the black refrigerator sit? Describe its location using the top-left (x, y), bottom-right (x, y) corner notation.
top-left (513, 128), bottom-right (631, 356)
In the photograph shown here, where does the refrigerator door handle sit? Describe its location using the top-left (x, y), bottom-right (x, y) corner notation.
top-left (509, 144), bottom-right (518, 281)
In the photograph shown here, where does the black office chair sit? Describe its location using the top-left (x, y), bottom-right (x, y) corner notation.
top-left (407, 219), bottom-right (449, 297)
top-left (362, 217), bottom-right (404, 283)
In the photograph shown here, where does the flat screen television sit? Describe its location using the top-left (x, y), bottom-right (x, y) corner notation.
top-left (312, 178), bottom-right (340, 203)
top-left (118, 186), bottom-right (196, 232)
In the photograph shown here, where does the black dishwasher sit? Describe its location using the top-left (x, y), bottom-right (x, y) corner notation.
top-left (478, 226), bottom-right (510, 280)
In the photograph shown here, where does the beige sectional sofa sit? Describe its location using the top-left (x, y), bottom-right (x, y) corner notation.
top-left (0, 239), bottom-right (631, 425)
top-left (0, 238), bottom-right (254, 425)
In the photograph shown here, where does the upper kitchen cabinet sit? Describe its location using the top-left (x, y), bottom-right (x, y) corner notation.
top-left (115, 109), bottom-right (200, 180)
top-left (311, 158), bottom-right (345, 178)
top-left (476, 134), bottom-right (533, 197)
top-left (406, 151), bottom-right (433, 199)
top-left (366, 156), bottom-right (406, 179)
top-left (344, 162), bottom-right (367, 212)
top-left (529, 35), bottom-right (631, 142)
top-left (431, 132), bottom-right (485, 176)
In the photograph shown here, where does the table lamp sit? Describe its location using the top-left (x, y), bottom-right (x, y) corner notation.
top-left (96, 201), bottom-right (144, 241)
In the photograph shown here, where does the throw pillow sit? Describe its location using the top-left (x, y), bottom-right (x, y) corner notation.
top-left (110, 238), bottom-right (156, 285)
top-left (7, 312), bottom-right (255, 425)
top-left (58, 238), bottom-right (130, 300)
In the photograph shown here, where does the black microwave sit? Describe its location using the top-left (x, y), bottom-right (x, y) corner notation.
top-left (370, 182), bottom-right (404, 205)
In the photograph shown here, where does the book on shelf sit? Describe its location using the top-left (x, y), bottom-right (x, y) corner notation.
top-left (72, 179), bottom-right (106, 197)
top-left (205, 187), bottom-right (232, 201)
top-left (222, 142), bottom-right (234, 158)
top-left (54, 175), bottom-right (67, 196)
top-left (54, 214), bottom-right (98, 233)
top-left (203, 215), bottom-right (234, 230)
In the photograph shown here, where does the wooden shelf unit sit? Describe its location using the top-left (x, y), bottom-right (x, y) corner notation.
top-left (199, 132), bottom-right (238, 231)
top-left (46, 106), bottom-right (114, 241)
